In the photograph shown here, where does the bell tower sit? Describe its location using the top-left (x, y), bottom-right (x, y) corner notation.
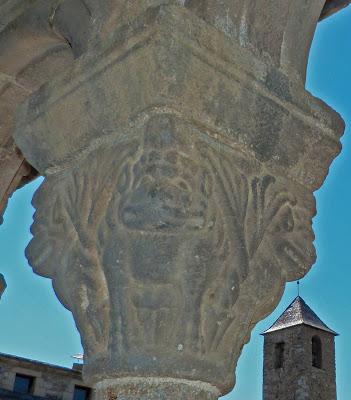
top-left (262, 296), bottom-right (338, 400)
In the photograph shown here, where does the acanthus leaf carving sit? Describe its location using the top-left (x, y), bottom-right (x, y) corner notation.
top-left (26, 114), bottom-right (316, 385)
top-left (27, 141), bottom-right (139, 356)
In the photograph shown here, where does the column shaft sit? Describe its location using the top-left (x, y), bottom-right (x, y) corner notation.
top-left (94, 378), bottom-right (220, 400)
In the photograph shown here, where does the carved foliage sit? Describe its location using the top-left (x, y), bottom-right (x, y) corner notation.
top-left (27, 140), bottom-right (139, 356)
top-left (27, 114), bottom-right (316, 364)
top-left (199, 144), bottom-right (316, 354)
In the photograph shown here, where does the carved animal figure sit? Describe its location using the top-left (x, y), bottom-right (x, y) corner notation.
top-left (26, 114), bottom-right (316, 366)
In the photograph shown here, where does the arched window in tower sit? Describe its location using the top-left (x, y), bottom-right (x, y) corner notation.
top-left (274, 342), bottom-right (285, 369)
top-left (312, 335), bottom-right (322, 369)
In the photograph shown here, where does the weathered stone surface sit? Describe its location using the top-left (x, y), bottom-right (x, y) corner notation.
top-left (15, 5), bottom-right (343, 189)
top-left (0, 0), bottom-right (74, 222)
top-left (10, 1), bottom-right (347, 399)
top-left (185, 0), bottom-right (321, 80)
top-left (21, 111), bottom-right (318, 393)
top-left (94, 378), bottom-right (220, 400)
top-left (0, 145), bottom-right (34, 224)
top-left (0, 0), bottom-right (347, 224)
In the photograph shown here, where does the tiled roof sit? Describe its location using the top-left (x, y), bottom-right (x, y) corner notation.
top-left (263, 296), bottom-right (338, 336)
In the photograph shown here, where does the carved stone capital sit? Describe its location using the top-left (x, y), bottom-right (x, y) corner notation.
top-left (0, 0), bottom-right (347, 224)
top-left (22, 111), bottom-right (318, 395)
top-left (15, 5), bottom-right (343, 190)
top-left (13, 3), bottom-right (344, 398)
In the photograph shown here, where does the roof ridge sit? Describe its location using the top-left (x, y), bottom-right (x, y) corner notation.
top-left (262, 296), bottom-right (338, 336)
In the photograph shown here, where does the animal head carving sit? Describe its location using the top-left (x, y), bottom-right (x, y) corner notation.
top-left (25, 114), bottom-right (317, 374)
top-left (245, 175), bottom-right (316, 281)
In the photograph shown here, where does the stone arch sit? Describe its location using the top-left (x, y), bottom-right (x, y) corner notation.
top-left (184, 0), bottom-right (346, 80)
top-left (0, 1), bottom-right (74, 223)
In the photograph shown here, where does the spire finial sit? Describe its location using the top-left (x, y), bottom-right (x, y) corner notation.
top-left (297, 281), bottom-right (300, 297)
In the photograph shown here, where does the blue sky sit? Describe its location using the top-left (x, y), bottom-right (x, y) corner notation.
top-left (0, 6), bottom-right (350, 400)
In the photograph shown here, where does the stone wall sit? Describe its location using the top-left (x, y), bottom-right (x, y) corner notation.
top-left (0, 353), bottom-right (90, 400)
top-left (263, 326), bottom-right (337, 400)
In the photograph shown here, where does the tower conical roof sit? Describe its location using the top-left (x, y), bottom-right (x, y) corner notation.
top-left (263, 296), bottom-right (338, 335)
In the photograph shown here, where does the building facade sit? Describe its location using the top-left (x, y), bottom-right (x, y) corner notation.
top-left (0, 353), bottom-right (91, 400)
top-left (262, 296), bottom-right (338, 400)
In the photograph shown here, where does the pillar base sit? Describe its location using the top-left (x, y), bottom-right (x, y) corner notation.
top-left (94, 378), bottom-right (221, 400)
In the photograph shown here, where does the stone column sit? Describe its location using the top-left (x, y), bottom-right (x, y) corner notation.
top-left (13, 2), bottom-right (345, 399)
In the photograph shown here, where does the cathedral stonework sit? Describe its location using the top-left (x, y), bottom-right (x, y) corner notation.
top-left (25, 114), bottom-right (317, 394)
top-left (3, 1), bottom-right (347, 399)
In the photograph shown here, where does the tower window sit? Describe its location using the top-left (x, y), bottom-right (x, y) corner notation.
top-left (312, 335), bottom-right (322, 369)
top-left (274, 342), bottom-right (285, 369)
top-left (13, 373), bottom-right (35, 394)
